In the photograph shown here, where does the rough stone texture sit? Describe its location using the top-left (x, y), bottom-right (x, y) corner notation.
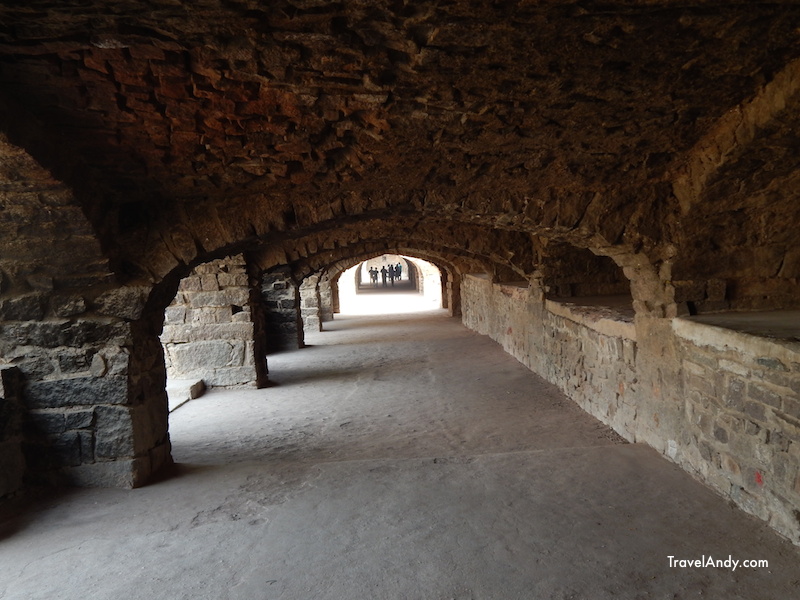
top-left (260, 268), bottom-right (304, 352)
top-left (299, 274), bottom-right (322, 333)
top-left (1, 1), bottom-right (799, 302)
top-left (318, 273), bottom-right (334, 324)
top-left (462, 274), bottom-right (800, 544)
top-left (671, 317), bottom-right (800, 542)
top-left (161, 255), bottom-right (257, 387)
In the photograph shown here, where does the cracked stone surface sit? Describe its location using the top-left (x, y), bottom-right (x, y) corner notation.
top-left (1, 310), bottom-right (798, 600)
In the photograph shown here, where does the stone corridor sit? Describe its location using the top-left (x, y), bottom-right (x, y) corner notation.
top-left (3, 1), bottom-right (800, 590)
top-left (1, 309), bottom-right (798, 600)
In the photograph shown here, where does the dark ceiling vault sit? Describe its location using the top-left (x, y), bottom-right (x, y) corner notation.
top-left (0, 0), bottom-right (799, 308)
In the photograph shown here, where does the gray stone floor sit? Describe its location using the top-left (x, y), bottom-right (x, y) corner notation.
top-left (1, 309), bottom-right (799, 600)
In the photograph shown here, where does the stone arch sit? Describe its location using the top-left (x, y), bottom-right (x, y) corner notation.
top-left (536, 240), bottom-right (632, 301)
top-left (0, 137), bottom-right (172, 490)
top-left (666, 58), bottom-right (800, 314)
top-left (160, 254), bottom-right (258, 390)
top-left (323, 251), bottom-right (454, 316)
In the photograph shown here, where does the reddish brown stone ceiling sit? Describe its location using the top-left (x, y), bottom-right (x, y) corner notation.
top-left (1, 0), bottom-right (799, 263)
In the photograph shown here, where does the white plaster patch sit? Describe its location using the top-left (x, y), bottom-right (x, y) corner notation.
top-left (667, 439), bottom-right (678, 460)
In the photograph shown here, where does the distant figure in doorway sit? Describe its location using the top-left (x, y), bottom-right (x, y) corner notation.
top-left (395, 263), bottom-right (402, 281)
top-left (369, 267), bottom-right (378, 286)
top-left (380, 266), bottom-right (388, 286)
top-left (388, 264), bottom-right (396, 286)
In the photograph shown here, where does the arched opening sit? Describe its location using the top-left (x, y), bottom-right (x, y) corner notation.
top-left (159, 254), bottom-right (259, 411)
top-left (337, 254), bottom-right (444, 315)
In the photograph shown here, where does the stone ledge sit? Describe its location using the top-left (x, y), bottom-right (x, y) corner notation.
top-left (545, 297), bottom-right (637, 341)
top-left (673, 313), bottom-right (800, 364)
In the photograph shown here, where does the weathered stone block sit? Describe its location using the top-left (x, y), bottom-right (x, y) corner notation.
top-left (178, 276), bottom-right (203, 292)
top-left (66, 409), bottom-right (95, 429)
top-left (0, 320), bottom-right (131, 349)
top-left (164, 306), bottom-right (186, 323)
top-left (25, 376), bottom-right (128, 409)
top-left (231, 310), bottom-right (250, 322)
top-left (63, 458), bottom-right (140, 488)
top-left (94, 286), bottom-right (151, 320)
top-left (720, 453), bottom-right (741, 476)
top-left (90, 353), bottom-right (108, 377)
top-left (755, 356), bottom-right (788, 372)
top-left (784, 396), bottom-right (800, 418)
top-left (743, 401), bottom-right (767, 422)
top-left (205, 366), bottom-right (257, 387)
top-left (51, 294), bottom-right (87, 317)
top-left (217, 272), bottom-right (248, 287)
top-left (188, 291), bottom-right (229, 308)
top-left (58, 349), bottom-right (94, 374)
top-left (200, 274), bottom-right (218, 291)
top-left (723, 376), bottom-right (746, 411)
top-left (187, 307), bottom-right (222, 323)
top-left (160, 324), bottom-right (191, 343)
top-left (0, 293), bottom-right (46, 320)
top-left (748, 383), bottom-right (783, 409)
top-left (225, 288), bottom-right (250, 306)
top-left (94, 405), bottom-right (134, 459)
top-left (169, 340), bottom-right (242, 374)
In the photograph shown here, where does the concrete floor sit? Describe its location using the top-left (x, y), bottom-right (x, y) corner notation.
top-left (1, 308), bottom-right (799, 599)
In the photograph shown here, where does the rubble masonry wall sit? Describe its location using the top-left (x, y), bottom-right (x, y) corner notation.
top-left (461, 274), bottom-right (800, 545)
top-left (161, 255), bottom-right (257, 387)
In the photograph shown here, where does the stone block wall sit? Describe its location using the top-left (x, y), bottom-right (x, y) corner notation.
top-left (300, 275), bottom-right (322, 333)
top-left (261, 268), bottom-right (304, 352)
top-left (461, 274), bottom-right (800, 544)
top-left (298, 273), bottom-right (334, 332)
top-left (1, 300), bottom-right (171, 488)
top-left (161, 255), bottom-right (257, 387)
top-left (318, 274), bottom-right (334, 324)
top-left (671, 319), bottom-right (800, 541)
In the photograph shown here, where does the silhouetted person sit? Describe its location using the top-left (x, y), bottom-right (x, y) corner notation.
top-left (395, 262), bottom-right (402, 281)
top-left (380, 266), bottom-right (388, 286)
top-left (369, 267), bottom-right (378, 286)
top-left (388, 264), bottom-right (395, 286)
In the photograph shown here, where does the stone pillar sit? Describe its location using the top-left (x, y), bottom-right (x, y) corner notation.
top-left (318, 273), bottom-right (334, 324)
top-left (440, 271), bottom-right (450, 311)
top-left (299, 275), bottom-right (322, 333)
top-left (447, 272), bottom-right (462, 317)
top-left (1, 285), bottom-right (172, 488)
top-left (331, 277), bottom-right (340, 315)
top-left (161, 255), bottom-right (257, 387)
top-left (260, 268), bottom-right (304, 352)
top-left (0, 138), bottom-right (170, 488)
top-left (0, 366), bottom-right (25, 497)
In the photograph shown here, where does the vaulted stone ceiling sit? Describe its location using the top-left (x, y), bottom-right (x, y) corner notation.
top-left (1, 0), bottom-right (800, 305)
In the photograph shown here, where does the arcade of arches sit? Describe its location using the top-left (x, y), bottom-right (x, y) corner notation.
top-left (1, 0), bottom-right (800, 549)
